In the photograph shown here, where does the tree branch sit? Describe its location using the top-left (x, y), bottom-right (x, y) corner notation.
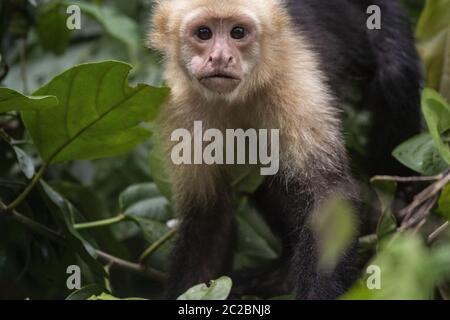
top-left (96, 250), bottom-right (166, 282)
top-left (0, 200), bottom-right (64, 242)
top-left (1, 202), bottom-right (167, 282)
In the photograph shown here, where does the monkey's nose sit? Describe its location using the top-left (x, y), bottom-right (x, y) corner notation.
top-left (208, 51), bottom-right (234, 68)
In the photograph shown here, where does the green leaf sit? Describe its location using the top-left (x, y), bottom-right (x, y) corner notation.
top-left (371, 179), bottom-right (398, 241)
top-left (376, 212), bottom-right (397, 242)
top-left (344, 233), bottom-right (450, 300)
top-left (88, 293), bottom-right (147, 300)
top-left (177, 276), bottom-right (233, 300)
top-left (22, 61), bottom-right (169, 164)
top-left (13, 146), bottom-right (35, 179)
top-left (311, 195), bottom-right (357, 272)
top-left (126, 215), bottom-right (169, 244)
top-left (393, 132), bottom-right (449, 175)
top-left (371, 179), bottom-right (397, 213)
top-left (39, 181), bottom-right (108, 280)
top-left (234, 199), bottom-right (280, 270)
top-left (124, 197), bottom-right (171, 222)
top-left (119, 183), bottom-right (161, 211)
top-left (36, 2), bottom-right (71, 55)
top-left (64, 1), bottom-right (141, 56)
top-left (437, 183), bottom-right (450, 220)
top-left (0, 87), bottom-right (58, 113)
top-left (416, 0), bottom-right (450, 100)
top-left (422, 88), bottom-right (450, 164)
top-left (66, 284), bottom-right (107, 300)
top-left (117, 182), bottom-right (172, 243)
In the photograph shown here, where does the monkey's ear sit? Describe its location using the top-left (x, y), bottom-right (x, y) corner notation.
top-left (148, 0), bottom-right (171, 52)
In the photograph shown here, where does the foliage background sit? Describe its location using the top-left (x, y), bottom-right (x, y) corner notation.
top-left (0, 0), bottom-right (449, 300)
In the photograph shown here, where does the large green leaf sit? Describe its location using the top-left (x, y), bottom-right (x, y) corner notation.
top-left (393, 132), bottom-right (449, 175)
top-left (0, 87), bottom-right (58, 113)
top-left (22, 61), bottom-right (169, 164)
top-left (417, 0), bottom-right (450, 100)
top-left (422, 88), bottom-right (450, 164)
top-left (177, 276), bottom-right (233, 300)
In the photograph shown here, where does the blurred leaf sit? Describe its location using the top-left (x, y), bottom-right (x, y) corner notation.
top-left (88, 292), bottom-right (147, 300)
top-left (371, 179), bottom-right (397, 213)
top-left (422, 88), bottom-right (450, 164)
top-left (393, 132), bottom-right (449, 175)
top-left (0, 88), bottom-right (58, 113)
top-left (117, 182), bottom-right (172, 243)
top-left (177, 276), bottom-right (233, 300)
top-left (22, 61), bottom-right (169, 163)
top-left (119, 183), bottom-right (161, 210)
top-left (124, 197), bottom-right (171, 222)
top-left (229, 165), bottom-right (265, 194)
top-left (344, 233), bottom-right (450, 300)
top-left (437, 184), bottom-right (450, 220)
top-left (66, 284), bottom-right (107, 300)
top-left (376, 213), bottom-right (397, 242)
top-left (39, 181), bottom-right (108, 280)
top-left (64, 1), bottom-right (141, 56)
top-left (371, 179), bottom-right (398, 240)
top-left (126, 215), bottom-right (169, 244)
top-left (12, 146), bottom-right (35, 179)
top-left (311, 196), bottom-right (357, 272)
top-left (234, 216), bottom-right (279, 270)
top-left (234, 200), bottom-right (280, 270)
top-left (416, 0), bottom-right (450, 100)
top-left (36, 2), bottom-right (71, 55)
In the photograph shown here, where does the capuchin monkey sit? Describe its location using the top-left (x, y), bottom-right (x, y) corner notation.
top-left (149, 0), bottom-right (422, 299)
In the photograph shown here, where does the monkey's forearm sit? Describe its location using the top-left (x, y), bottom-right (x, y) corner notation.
top-left (166, 198), bottom-right (236, 299)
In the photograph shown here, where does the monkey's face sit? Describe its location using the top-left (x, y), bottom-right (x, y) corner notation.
top-left (180, 12), bottom-right (259, 97)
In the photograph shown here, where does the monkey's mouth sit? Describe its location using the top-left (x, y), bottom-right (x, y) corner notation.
top-left (199, 73), bottom-right (241, 93)
top-left (200, 73), bottom-right (241, 81)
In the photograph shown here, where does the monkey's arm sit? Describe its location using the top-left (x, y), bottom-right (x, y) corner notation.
top-left (166, 194), bottom-right (237, 299)
top-left (255, 159), bottom-right (359, 300)
top-left (292, 168), bottom-right (359, 300)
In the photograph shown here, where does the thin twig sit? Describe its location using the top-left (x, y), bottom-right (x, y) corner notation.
top-left (139, 228), bottom-right (177, 263)
top-left (74, 214), bottom-right (127, 230)
top-left (428, 222), bottom-right (450, 244)
top-left (399, 196), bottom-right (439, 231)
top-left (371, 174), bottom-right (444, 183)
top-left (2, 164), bottom-right (48, 213)
top-left (399, 169), bottom-right (450, 220)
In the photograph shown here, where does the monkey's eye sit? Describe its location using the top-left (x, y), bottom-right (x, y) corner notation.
top-left (230, 26), bottom-right (246, 40)
top-left (196, 27), bottom-right (213, 40)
